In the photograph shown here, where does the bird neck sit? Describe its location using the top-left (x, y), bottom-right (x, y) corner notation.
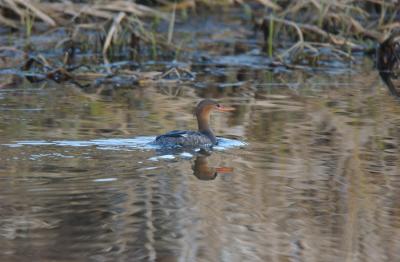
top-left (197, 113), bottom-right (217, 144)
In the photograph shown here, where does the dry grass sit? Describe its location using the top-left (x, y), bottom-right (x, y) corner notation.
top-left (0, 0), bottom-right (170, 62)
top-left (0, 0), bottom-right (399, 66)
top-left (253, 0), bottom-right (399, 61)
top-left (0, 0), bottom-right (167, 25)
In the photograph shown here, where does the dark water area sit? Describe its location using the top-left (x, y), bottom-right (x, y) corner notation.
top-left (1, 63), bottom-right (400, 261)
top-left (1, 8), bottom-right (400, 262)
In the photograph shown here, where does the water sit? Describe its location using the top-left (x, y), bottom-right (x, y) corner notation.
top-left (1, 3), bottom-right (399, 260)
top-left (1, 61), bottom-right (400, 261)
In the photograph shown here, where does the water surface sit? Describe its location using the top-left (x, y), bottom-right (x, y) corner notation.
top-left (1, 63), bottom-right (400, 262)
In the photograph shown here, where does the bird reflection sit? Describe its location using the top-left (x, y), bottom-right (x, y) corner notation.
top-left (192, 149), bottom-right (233, 180)
top-left (377, 32), bottom-right (400, 96)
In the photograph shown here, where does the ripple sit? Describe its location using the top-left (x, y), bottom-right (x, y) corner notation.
top-left (4, 136), bottom-right (246, 152)
top-left (93, 178), bottom-right (118, 183)
top-left (215, 137), bottom-right (247, 150)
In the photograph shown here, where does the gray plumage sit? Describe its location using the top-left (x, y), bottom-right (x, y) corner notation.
top-left (154, 130), bottom-right (215, 148)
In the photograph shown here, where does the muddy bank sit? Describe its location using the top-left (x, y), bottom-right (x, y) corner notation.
top-left (0, 1), bottom-right (398, 91)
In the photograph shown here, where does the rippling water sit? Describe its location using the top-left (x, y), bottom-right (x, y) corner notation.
top-left (1, 64), bottom-right (400, 262)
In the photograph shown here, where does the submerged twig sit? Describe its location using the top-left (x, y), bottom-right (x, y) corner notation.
top-left (167, 2), bottom-right (176, 45)
top-left (103, 12), bottom-right (126, 55)
top-left (102, 12), bottom-right (126, 73)
top-left (263, 16), bottom-right (304, 59)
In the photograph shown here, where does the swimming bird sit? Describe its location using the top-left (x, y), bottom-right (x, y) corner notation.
top-left (154, 99), bottom-right (234, 148)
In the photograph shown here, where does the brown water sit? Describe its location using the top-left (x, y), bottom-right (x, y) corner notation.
top-left (1, 60), bottom-right (400, 262)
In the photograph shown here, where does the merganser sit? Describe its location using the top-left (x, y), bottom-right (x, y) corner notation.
top-left (154, 99), bottom-right (234, 147)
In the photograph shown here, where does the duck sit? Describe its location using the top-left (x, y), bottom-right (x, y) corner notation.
top-left (154, 99), bottom-right (234, 148)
